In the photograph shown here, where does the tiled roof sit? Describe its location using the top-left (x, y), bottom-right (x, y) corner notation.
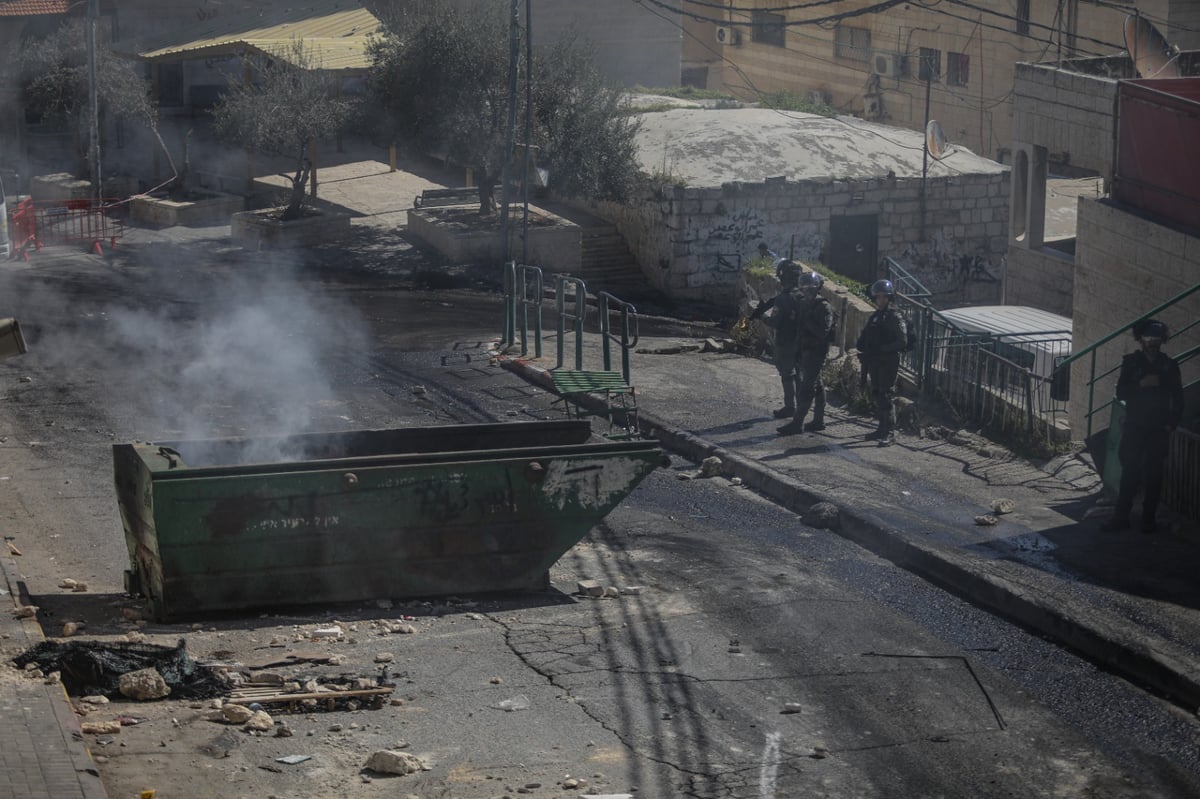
top-left (0, 0), bottom-right (70, 16)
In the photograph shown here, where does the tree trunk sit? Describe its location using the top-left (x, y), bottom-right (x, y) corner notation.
top-left (283, 157), bottom-right (311, 221)
top-left (478, 176), bottom-right (498, 217)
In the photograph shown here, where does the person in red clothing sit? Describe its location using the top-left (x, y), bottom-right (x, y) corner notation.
top-left (1102, 318), bottom-right (1183, 534)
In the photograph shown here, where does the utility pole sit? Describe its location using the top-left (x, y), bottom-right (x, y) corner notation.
top-left (87, 0), bottom-right (102, 199)
top-left (919, 51), bottom-right (932, 242)
top-left (499, 0), bottom-right (520, 261)
top-left (521, 0), bottom-right (532, 263)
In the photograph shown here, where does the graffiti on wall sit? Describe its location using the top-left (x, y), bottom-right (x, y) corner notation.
top-left (701, 207), bottom-right (764, 272)
top-left (895, 230), bottom-right (1004, 298)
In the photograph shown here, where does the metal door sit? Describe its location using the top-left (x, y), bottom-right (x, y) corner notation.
top-left (829, 214), bottom-right (878, 284)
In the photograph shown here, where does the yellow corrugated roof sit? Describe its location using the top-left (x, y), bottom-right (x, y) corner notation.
top-left (134, 0), bottom-right (380, 71)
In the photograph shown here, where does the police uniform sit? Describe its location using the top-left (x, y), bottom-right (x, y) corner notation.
top-left (789, 292), bottom-right (833, 430)
top-left (1111, 344), bottom-right (1183, 532)
top-left (856, 304), bottom-right (907, 440)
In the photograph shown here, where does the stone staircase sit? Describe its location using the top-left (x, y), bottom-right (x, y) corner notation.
top-left (578, 225), bottom-right (651, 299)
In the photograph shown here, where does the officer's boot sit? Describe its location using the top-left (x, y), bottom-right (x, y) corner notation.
top-left (773, 376), bottom-right (795, 419)
top-left (778, 398), bottom-right (810, 435)
top-left (805, 385), bottom-right (826, 432)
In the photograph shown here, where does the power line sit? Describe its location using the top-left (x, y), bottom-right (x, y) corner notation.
top-left (641, 0), bottom-right (909, 27)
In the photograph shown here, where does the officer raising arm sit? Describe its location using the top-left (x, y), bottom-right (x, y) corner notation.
top-left (778, 271), bottom-right (833, 435)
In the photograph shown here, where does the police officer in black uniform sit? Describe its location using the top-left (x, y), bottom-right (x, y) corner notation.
top-left (779, 271), bottom-right (833, 434)
top-left (750, 260), bottom-right (805, 419)
top-left (855, 279), bottom-right (908, 446)
top-left (1102, 318), bottom-right (1183, 534)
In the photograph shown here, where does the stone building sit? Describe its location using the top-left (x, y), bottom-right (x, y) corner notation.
top-left (583, 106), bottom-right (1008, 312)
top-left (680, 0), bottom-right (1200, 165)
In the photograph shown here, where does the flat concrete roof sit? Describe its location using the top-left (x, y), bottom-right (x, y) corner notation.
top-left (635, 107), bottom-right (1007, 187)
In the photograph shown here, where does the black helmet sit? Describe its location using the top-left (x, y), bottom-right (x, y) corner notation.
top-left (869, 279), bottom-right (895, 298)
top-left (1133, 318), bottom-right (1169, 341)
top-left (799, 271), bottom-right (824, 291)
top-left (777, 259), bottom-right (801, 283)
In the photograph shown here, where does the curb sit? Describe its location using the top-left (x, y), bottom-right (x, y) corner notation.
top-left (496, 353), bottom-right (1200, 711)
top-left (1, 552), bottom-right (110, 799)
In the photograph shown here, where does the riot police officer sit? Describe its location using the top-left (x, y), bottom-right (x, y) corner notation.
top-left (1102, 318), bottom-right (1183, 534)
top-left (855, 279), bottom-right (908, 446)
top-left (779, 271), bottom-right (833, 434)
top-left (750, 260), bottom-right (805, 419)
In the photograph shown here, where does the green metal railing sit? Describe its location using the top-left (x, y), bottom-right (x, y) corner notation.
top-left (1055, 282), bottom-right (1200, 438)
top-left (598, 291), bottom-right (639, 386)
top-left (556, 275), bottom-right (588, 371)
top-left (501, 261), bottom-right (545, 358)
top-left (886, 257), bottom-right (933, 300)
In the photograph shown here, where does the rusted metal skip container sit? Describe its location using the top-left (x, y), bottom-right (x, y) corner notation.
top-left (113, 420), bottom-right (662, 620)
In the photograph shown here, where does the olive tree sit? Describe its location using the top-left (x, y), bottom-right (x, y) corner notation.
top-left (211, 41), bottom-right (353, 221)
top-left (366, 0), bottom-right (641, 216)
top-left (15, 20), bottom-right (153, 178)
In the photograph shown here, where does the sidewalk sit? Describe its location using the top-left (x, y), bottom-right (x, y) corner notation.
top-left (1, 552), bottom-right (107, 799)
top-left (494, 332), bottom-right (1200, 711)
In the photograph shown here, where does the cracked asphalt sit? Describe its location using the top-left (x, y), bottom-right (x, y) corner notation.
top-left (1, 224), bottom-right (1198, 798)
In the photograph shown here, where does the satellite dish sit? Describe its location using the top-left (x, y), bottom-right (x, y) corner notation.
top-left (925, 120), bottom-right (947, 160)
top-left (1123, 14), bottom-right (1182, 79)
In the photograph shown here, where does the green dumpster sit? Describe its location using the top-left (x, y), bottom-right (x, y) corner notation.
top-left (113, 420), bottom-right (663, 620)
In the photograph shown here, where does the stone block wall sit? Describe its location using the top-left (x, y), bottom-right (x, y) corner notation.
top-left (594, 170), bottom-right (1010, 313)
top-left (1005, 245), bottom-right (1075, 317)
top-left (1069, 197), bottom-right (1200, 435)
top-left (1012, 63), bottom-right (1118, 177)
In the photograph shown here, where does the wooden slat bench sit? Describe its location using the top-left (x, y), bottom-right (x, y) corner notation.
top-left (413, 187), bottom-right (479, 208)
top-left (549, 370), bottom-right (639, 439)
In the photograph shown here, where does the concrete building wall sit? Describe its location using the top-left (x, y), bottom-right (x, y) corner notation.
top-left (438, 0), bottom-right (681, 88)
top-left (1069, 198), bottom-right (1200, 434)
top-left (685, 0), bottom-right (1128, 162)
top-left (1005, 245), bottom-right (1075, 317)
top-left (593, 169), bottom-right (1009, 311)
top-left (1011, 63), bottom-right (1118, 178)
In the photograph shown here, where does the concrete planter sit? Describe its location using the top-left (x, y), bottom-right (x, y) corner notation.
top-left (131, 191), bottom-right (244, 228)
top-left (406, 206), bottom-right (581, 270)
top-left (231, 207), bottom-right (352, 250)
top-left (30, 173), bottom-right (92, 202)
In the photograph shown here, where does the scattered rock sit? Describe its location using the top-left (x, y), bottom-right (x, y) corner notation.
top-left (620, 586), bottom-right (643, 596)
top-left (6, 541), bottom-right (21, 556)
top-left (977, 447), bottom-right (995, 458)
top-left (699, 456), bottom-right (723, 478)
top-left (61, 622), bottom-right (82, 637)
top-left (364, 749), bottom-right (424, 775)
top-left (59, 578), bottom-right (77, 589)
top-left (243, 710), bottom-right (274, 732)
top-left (974, 514), bottom-right (999, 526)
top-left (118, 668), bottom-right (170, 701)
top-left (121, 608), bottom-right (146, 622)
top-left (576, 580), bottom-right (605, 598)
top-left (780, 703), bottom-right (802, 714)
top-left (81, 695), bottom-right (109, 706)
top-left (390, 623), bottom-right (416, 635)
top-left (81, 721), bottom-right (121, 735)
top-left (948, 432), bottom-right (973, 447)
top-left (990, 498), bottom-right (1016, 515)
top-left (802, 501), bottom-right (840, 530)
top-left (603, 586), bottom-right (620, 598)
top-left (221, 704), bottom-right (254, 724)
top-left (310, 627), bottom-right (343, 640)
top-left (12, 605), bottom-right (37, 619)
top-left (730, 476), bottom-right (743, 486)
top-left (72, 582), bottom-right (88, 592)
top-left (374, 653), bottom-right (394, 663)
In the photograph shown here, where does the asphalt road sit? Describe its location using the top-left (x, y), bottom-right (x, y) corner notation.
top-left (1, 237), bottom-right (1198, 798)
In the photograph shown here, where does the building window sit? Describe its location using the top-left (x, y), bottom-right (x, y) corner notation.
top-left (752, 10), bottom-right (786, 48)
top-left (946, 52), bottom-right (969, 86)
top-left (1016, 0), bottom-right (1031, 36)
top-left (918, 47), bottom-right (941, 81)
top-left (834, 25), bottom-right (871, 62)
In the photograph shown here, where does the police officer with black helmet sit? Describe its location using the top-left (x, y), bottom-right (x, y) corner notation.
top-left (855, 279), bottom-right (908, 446)
top-left (750, 259), bottom-right (806, 419)
top-left (778, 271), bottom-right (833, 434)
